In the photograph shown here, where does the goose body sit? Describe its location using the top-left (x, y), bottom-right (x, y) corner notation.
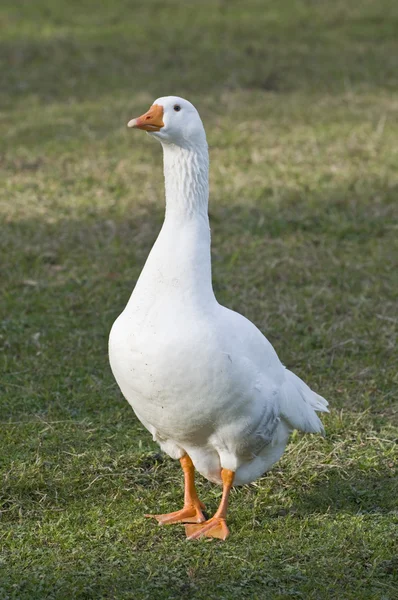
top-left (109, 96), bottom-right (328, 538)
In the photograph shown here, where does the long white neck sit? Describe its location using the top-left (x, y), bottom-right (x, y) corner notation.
top-left (129, 139), bottom-right (216, 311)
top-left (163, 141), bottom-right (209, 221)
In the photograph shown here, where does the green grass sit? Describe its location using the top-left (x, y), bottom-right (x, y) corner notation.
top-left (1, 0), bottom-right (398, 598)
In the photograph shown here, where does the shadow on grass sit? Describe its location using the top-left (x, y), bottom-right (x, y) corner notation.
top-left (255, 469), bottom-right (398, 520)
top-left (294, 470), bottom-right (398, 516)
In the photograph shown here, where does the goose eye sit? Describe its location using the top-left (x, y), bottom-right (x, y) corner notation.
top-left (173, 105), bottom-right (181, 112)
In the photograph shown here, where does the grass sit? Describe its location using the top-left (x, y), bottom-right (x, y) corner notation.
top-left (1, 0), bottom-right (397, 597)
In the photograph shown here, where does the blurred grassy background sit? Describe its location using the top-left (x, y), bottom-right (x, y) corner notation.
top-left (1, 1), bottom-right (397, 598)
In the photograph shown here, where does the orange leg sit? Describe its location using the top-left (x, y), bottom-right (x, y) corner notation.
top-left (185, 468), bottom-right (234, 541)
top-left (145, 455), bottom-right (206, 525)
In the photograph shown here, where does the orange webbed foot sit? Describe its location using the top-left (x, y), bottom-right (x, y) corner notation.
top-left (145, 503), bottom-right (206, 525)
top-left (185, 517), bottom-right (230, 540)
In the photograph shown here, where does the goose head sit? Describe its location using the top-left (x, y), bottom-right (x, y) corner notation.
top-left (127, 96), bottom-right (206, 148)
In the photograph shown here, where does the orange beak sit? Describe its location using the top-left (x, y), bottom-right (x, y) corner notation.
top-left (127, 104), bottom-right (164, 132)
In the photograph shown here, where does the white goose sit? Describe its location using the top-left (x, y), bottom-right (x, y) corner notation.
top-left (109, 96), bottom-right (328, 540)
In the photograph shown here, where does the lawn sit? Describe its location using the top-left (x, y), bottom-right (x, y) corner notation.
top-left (1, 0), bottom-right (397, 598)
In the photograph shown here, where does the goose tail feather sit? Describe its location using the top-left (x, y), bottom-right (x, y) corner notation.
top-left (280, 368), bottom-right (329, 435)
